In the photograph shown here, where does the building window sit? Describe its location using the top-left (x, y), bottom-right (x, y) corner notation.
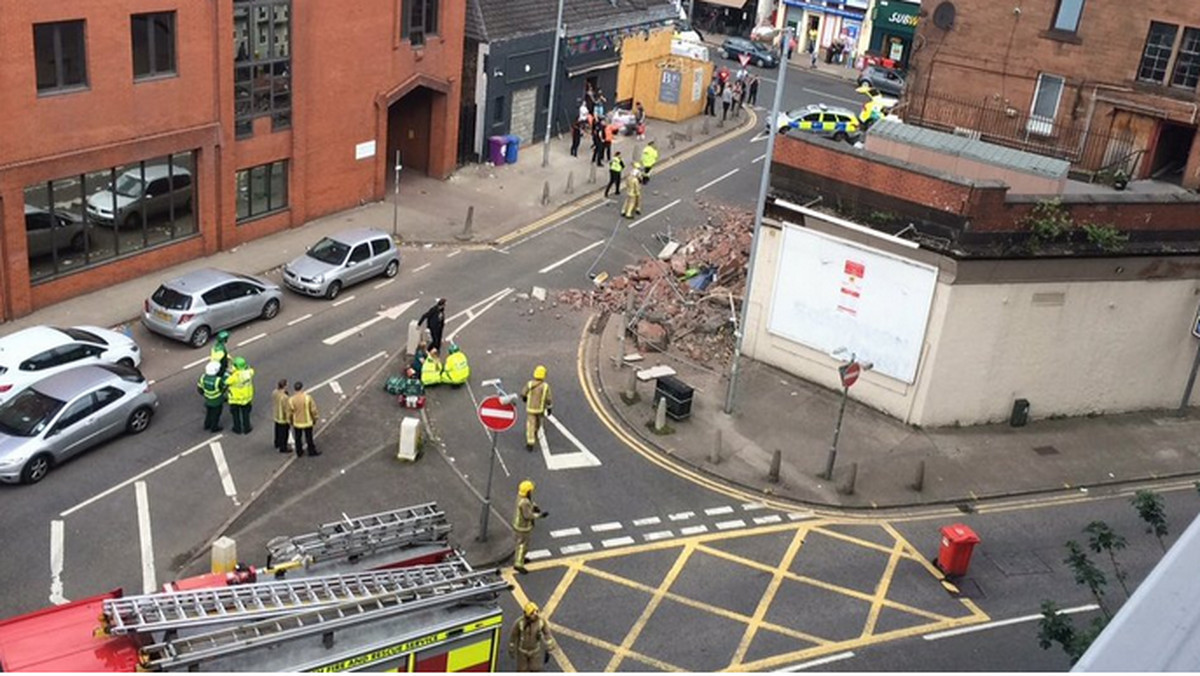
top-left (1027, 73), bottom-right (1065, 136)
top-left (235, 160), bottom-right (288, 222)
top-left (1050, 0), bottom-right (1085, 33)
top-left (132, 12), bottom-right (177, 79)
top-left (1138, 22), bottom-right (1178, 84)
top-left (33, 20), bottom-right (88, 93)
top-left (23, 151), bottom-right (198, 283)
top-left (493, 96), bottom-right (505, 123)
top-left (1171, 27), bottom-right (1200, 89)
top-left (401, 0), bottom-right (439, 46)
top-left (233, 0), bottom-right (291, 137)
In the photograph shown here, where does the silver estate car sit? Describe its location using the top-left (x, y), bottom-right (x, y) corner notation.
top-left (143, 268), bottom-right (283, 347)
top-left (0, 363), bottom-right (158, 485)
top-left (282, 228), bottom-right (400, 300)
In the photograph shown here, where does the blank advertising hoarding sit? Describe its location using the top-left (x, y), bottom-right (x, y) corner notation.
top-left (767, 224), bottom-right (938, 383)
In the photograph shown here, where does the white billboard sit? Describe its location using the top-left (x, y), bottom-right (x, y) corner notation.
top-left (767, 224), bottom-right (938, 383)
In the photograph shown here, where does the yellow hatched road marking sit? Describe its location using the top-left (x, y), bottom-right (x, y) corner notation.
top-left (552, 624), bottom-right (686, 672)
top-left (605, 543), bottom-right (695, 671)
top-left (809, 525), bottom-right (926, 558)
top-left (502, 568), bottom-right (578, 673)
top-left (729, 527), bottom-right (807, 667)
top-left (861, 538), bottom-right (906, 638)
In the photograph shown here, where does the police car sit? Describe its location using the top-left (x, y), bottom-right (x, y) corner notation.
top-left (771, 104), bottom-right (862, 143)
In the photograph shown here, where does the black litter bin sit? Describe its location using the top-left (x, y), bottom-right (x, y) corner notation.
top-left (1010, 398), bottom-right (1030, 427)
top-left (654, 375), bottom-right (693, 421)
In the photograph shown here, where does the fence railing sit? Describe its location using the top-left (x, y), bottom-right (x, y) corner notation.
top-left (908, 92), bottom-right (1143, 177)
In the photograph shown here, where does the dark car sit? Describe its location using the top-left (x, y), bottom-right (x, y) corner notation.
top-left (718, 37), bottom-right (778, 68)
top-left (858, 65), bottom-right (906, 98)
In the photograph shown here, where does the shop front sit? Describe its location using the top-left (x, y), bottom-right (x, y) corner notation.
top-left (867, 0), bottom-right (919, 69)
top-left (779, 0), bottom-right (868, 66)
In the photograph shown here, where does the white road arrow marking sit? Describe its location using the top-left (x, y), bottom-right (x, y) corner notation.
top-left (539, 414), bottom-right (602, 470)
top-left (323, 299), bottom-right (418, 345)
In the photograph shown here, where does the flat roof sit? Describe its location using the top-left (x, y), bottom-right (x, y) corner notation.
top-left (0, 590), bottom-right (141, 673)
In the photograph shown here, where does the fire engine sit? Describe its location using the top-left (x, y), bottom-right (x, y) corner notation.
top-left (0, 502), bottom-right (508, 672)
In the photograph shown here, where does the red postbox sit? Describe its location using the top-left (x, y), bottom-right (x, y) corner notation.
top-left (937, 524), bottom-right (980, 577)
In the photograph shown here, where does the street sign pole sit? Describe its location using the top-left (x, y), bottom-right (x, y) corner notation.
top-left (822, 385), bottom-right (850, 480)
top-left (477, 430), bottom-right (499, 542)
top-left (391, 152), bottom-right (401, 237)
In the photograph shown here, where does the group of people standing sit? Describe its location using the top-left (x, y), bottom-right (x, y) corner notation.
top-left (602, 140), bottom-right (658, 219)
top-left (704, 66), bottom-right (759, 122)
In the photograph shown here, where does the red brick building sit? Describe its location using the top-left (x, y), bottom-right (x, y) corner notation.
top-left (906, 0), bottom-right (1200, 189)
top-left (0, 0), bottom-right (462, 319)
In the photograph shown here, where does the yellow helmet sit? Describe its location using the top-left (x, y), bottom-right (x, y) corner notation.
top-left (533, 365), bottom-right (547, 380)
top-left (524, 601), bottom-right (539, 616)
top-left (519, 480), bottom-right (535, 497)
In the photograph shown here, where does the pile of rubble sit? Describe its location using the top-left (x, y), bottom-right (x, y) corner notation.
top-left (556, 201), bottom-right (753, 366)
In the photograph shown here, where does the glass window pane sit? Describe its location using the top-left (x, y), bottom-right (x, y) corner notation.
top-left (152, 13), bottom-right (175, 74)
top-left (425, 0), bottom-right (438, 35)
top-left (1172, 27), bottom-right (1200, 89)
top-left (1052, 0), bottom-right (1084, 32)
top-left (1032, 75), bottom-right (1064, 119)
top-left (269, 161), bottom-right (288, 210)
top-left (1139, 22), bottom-right (1177, 83)
top-left (82, 169), bottom-right (117, 265)
top-left (234, 7), bottom-right (250, 62)
top-left (131, 15), bottom-right (150, 77)
top-left (59, 21), bottom-right (87, 88)
top-left (34, 24), bottom-right (58, 90)
top-left (272, 5), bottom-right (290, 58)
top-left (171, 151), bottom-right (197, 238)
top-left (236, 170), bottom-right (250, 221)
top-left (250, 165), bottom-right (268, 216)
top-left (254, 6), bottom-right (271, 60)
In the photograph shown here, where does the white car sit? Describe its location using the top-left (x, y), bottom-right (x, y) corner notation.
top-left (0, 326), bottom-right (142, 404)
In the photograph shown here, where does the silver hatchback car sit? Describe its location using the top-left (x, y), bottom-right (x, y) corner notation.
top-left (282, 228), bottom-right (400, 300)
top-left (143, 268), bottom-right (283, 347)
top-left (0, 363), bottom-right (158, 485)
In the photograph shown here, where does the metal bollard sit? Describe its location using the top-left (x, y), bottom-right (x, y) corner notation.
top-left (686, 123), bottom-right (693, 142)
top-left (767, 449), bottom-right (781, 483)
top-left (911, 460), bottom-right (926, 492)
top-left (669, 134), bottom-right (677, 150)
top-left (454, 205), bottom-right (475, 241)
top-left (838, 462), bottom-right (858, 495)
top-left (588, 163), bottom-right (598, 184)
top-left (654, 396), bottom-right (668, 432)
top-left (710, 429), bottom-right (722, 465)
top-left (541, 180), bottom-right (551, 206)
top-left (565, 171), bottom-right (575, 195)
top-left (702, 118), bottom-right (710, 135)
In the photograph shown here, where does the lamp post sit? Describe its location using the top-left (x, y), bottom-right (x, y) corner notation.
top-left (821, 350), bottom-right (872, 480)
top-left (391, 151), bottom-right (401, 237)
top-left (724, 26), bottom-right (794, 415)
top-left (541, 0), bottom-right (567, 168)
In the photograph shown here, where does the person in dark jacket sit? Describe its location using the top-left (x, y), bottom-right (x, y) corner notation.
top-left (418, 298), bottom-right (447, 352)
top-left (569, 119), bottom-right (583, 157)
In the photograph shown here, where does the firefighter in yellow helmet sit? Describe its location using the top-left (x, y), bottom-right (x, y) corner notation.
top-left (508, 600), bottom-right (557, 672)
top-left (512, 479), bottom-right (547, 574)
top-left (621, 163), bottom-right (642, 218)
top-left (521, 365), bottom-right (552, 450)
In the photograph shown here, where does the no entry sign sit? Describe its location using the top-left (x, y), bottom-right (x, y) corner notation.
top-left (839, 361), bottom-right (861, 389)
top-left (478, 395), bottom-right (517, 432)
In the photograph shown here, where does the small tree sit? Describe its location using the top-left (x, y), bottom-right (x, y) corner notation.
top-left (1038, 600), bottom-right (1080, 662)
top-left (1131, 490), bottom-right (1169, 552)
top-left (1064, 540), bottom-right (1110, 619)
top-left (1085, 521), bottom-right (1130, 598)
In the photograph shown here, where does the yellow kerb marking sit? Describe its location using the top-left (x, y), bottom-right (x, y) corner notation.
top-left (604, 543), bottom-right (694, 671)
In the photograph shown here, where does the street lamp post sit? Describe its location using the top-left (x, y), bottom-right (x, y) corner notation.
top-left (391, 152), bottom-right (401, 237)
top-left (724, 26), bottom-right (794, 415)
top-left (541, 0), bottom-right (566, 168)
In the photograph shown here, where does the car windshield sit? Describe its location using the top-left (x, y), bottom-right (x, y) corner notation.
top-left (151, 285), bottom-right (192, 311)
top-left (57, 327), bottom-right (104, 344)
top-left (113, 174), bottom-right (145, 198)
top-left (0, 389), bottom-right (65, 437)
top-left (307, 237), bottom-right (351, 265)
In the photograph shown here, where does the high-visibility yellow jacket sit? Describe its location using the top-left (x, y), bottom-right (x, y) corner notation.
top-left (522, 380), bottom-right (552, 414)
top-left (641, 145), bottom-right (658, 169)
top-left (272, 387), bottom-right (291, 424)
top-left (209, 342), bottom-right (227, 366)
top-left (421, 355), bottom-right (444, 386)
top-left (289, 392), bottom-right (317, 428)
top-left (609, 156), bottom-right (625, 173)
top-left (197, 374), bottom-right (225, 406)
top-left (226, 367), bottom-right (255, 405)
top-left (443, 351), bottom-right (470, 385)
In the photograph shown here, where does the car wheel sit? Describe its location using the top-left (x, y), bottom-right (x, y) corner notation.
top-left (189, 325), bottom-right (212, 348)
top-left (833, 131), bottom-right (849, 143)
top-left (21, 454), bottom-right (52, 485)
top-left (859, 79), bottom-right (871, 88)
top-left (384, 259), bottom-right (399, 278)
top-left (260, 298), bottom-right (281, 320)
top-left (70, 231), bottom-right (88, 251)
top-left (325, 281), bottom-right (343, 301)
top-left (126, 406), bottom-right (153, 434)
top-left (719, 49), bottom-right (728, 59)
top-left (756, 58), bottom-right (765, 67)
top-left (123, 212), bottom-right (143, 230)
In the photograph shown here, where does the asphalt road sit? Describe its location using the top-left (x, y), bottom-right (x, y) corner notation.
top-left (5, 64), bottom-right (1189, 672)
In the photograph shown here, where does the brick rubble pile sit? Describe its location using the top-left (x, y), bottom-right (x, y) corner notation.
top-left (557, 201), bottom-right (753, 366)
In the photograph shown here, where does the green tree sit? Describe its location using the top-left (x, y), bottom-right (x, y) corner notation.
top-left (1131, 490), bottom-right (1169, 552)
top-left (1064, 540), bottom-right (1110, 619)
top-left (1037, 601), bottom-right (1109, 665)
top-left (1085, 521), bottom-right (1130, 598)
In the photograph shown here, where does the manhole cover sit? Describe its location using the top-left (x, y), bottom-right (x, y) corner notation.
top-left (986, 551), bottom-right (1053, 576)
top-left (1033, 445), bottom-right (1060, 456)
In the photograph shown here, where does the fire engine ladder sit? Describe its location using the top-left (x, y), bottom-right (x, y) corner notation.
top-left (100, 557), bottom-right (474, 636)
top-left (265, 502), bottom-right (451, 567)
top-left (137, 567), bottom-right (507, 672)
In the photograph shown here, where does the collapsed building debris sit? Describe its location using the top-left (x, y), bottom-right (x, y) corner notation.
top-left (557, 201), bottom-right (754, 366)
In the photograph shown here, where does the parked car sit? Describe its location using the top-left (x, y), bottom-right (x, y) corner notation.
top-left (771, 104), bottom-right (862, 143)
top-left (25, 205), bottom-right (89, 258)
top-left (0, 363), bottom-right (158, 485)
top-left (86, 164), bottom-right (193, 229)
top-left (718, 37), bottom-right (778, 68)
top-left (0, 326), bottom-right (142, 404)
top-left (143, 268), bottom-right (283, 348)
top-left (282, 228), bottom-right (401, 300)
top-left (858, 65), bottom-right (906, 98)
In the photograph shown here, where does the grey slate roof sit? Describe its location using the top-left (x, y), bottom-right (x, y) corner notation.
top-left (465, 0), bottom-right (488, 41)
top-left (476, 0), bottom-right (679, 42)
top-left (870, 119), bottom-right (1071, 179)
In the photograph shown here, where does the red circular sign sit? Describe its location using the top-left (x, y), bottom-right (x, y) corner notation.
top-left (478, 395), bottom-right (517, 432)
top-left (840, 362), bottom-right (861, 388)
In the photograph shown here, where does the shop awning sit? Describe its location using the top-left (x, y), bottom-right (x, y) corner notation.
top-left (566, 58), bottom-right (622, 79)
top-left (702, 0), bottom-right (750, 9)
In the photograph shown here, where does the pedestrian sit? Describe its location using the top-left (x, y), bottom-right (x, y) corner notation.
top-left (604, 151), bottom-right (624, 198)
top-left (209, 330), bottom-right (231, 376)
top-left (735, 65), bottom-right (747, 83)
top-left (590, 122), bottom-right (605, 166)
top-left (569, 120), bottom-right (582, 157)
top-left (418, 297), bottom-right (446, 353)
top-left (640, 141), bottom-right (658, 185)
top-left (704, 81), bottom-right (717, 116)
top-left (410, 341), bottom-right (428, 378)
top-left (512, 479), bottom-right (548, 573)
top-left (272, 378), bottom-right (291, 453)
top-left (721, 83), bottom-right (732, 122)
top-left (621, 163), bottom-right (643, 218)
top-left (732, 81), bottom-right (743, 119)
top-left (508, 601), bottom-right (557, 671)
top-left (226, 356), bottom-right (255, 435)
top-left (748, 73), bottom-right (759, 106)
top-left (197, 361), bottom-right (227, 432)
top-left (594, 91), bottom-right (607, 118)
top-left (603, 120), bottom-right (617, 163)
top-left (521, 365), bottom-right (552, 450)
top-left (577, 99), bottom-right (589, 123)
top-left (634, 101), bottom-right (646, 140)
top-left (288, 381), bottom-right (319, 457)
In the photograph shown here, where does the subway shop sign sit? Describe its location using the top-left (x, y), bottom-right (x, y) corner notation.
top-left (876, 1), bottom-right (919, 30)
